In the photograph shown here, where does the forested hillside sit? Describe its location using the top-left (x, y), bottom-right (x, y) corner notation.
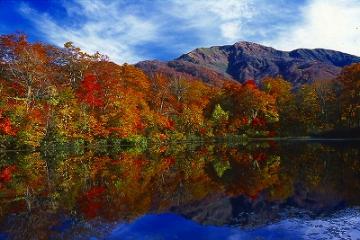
top-left (0, 34), bottom-right (359, 148)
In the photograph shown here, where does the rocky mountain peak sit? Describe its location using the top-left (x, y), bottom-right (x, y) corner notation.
top-left (136, 42), bottom-right (360, 87)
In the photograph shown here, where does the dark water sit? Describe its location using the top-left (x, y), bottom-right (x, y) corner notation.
top-left (0, 141), bottom-right (359, 240)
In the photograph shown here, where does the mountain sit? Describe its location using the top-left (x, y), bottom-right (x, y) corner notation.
top-left (170, 183), bottom-right (344, 228)
top-left (136, 42), bottom-right (360, 87)
top-left (135, 59), bottom-right (233, 86)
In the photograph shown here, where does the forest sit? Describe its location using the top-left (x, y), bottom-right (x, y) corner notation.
top-left (0, 34), bottom-right (359, 149)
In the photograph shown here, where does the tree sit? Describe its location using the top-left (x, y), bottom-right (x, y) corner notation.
top-left (210, 104), bottom-right (229, 136)
top-left (261, 76), bottom-right (296, 135)
top-left (0, 34), bottom-right (57, 111)
top-left (211, 104), bottom-right (229, 123)
top-left (312, 79), bottom-right (339, 130)
top-left (210, 81), bottom-right (278, 135)
top-left (338, 63), bottom-right (360, 128)
top-left (148, 73), bottom-right (174, 114)
top-left (0, 112), bottom-right (16, 136)
top-left (295, 85), bottom-right (322, 134)
top-left (76, 74), bottom-right (104, 108)
top-left (56, 42), bottom-right (93, 87)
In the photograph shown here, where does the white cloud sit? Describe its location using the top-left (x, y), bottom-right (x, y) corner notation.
top-left (17, 0), bottom-right (360, 63)
top-left (268, 0), bottom-right (360, 56)
top-left (220, 22), bottom-right (243, 42)
top-left (166, 0), bottom-right (255, 44)
top-left (18, 0), bottom-right (159, 63)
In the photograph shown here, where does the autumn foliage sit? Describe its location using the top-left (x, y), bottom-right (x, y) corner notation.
top-left (0, 33), bottom-right (359, 147)
top-left (0, 165), bottom-right (16, 183)
top-left (76, 74), bottom-right (104, 107)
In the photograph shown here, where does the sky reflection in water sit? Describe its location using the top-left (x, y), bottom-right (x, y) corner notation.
top-left (101, 210), bottom-right (360, 240)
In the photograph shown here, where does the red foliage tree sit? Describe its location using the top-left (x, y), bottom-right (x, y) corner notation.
top-left (0, 165), bottom-right (16, 183)
top-left (244, 79), bottom-right (257, 89)
top-left (81, 186), bottom-right (105, 219)
top-left (251, 117), bottom-right (266, 127)
top-left (0, 111), bottom-right (16, 136)
top-left (164, 118), bottom-right (175, 130)
top-left (77, 74), bottom-right (104, 108)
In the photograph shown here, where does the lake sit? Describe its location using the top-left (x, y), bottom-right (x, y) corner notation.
top-left (0, 141), bottom-right (359, 240)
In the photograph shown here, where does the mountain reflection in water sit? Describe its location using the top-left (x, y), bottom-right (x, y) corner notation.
top-left (0, 141), bottom-right (359, 239)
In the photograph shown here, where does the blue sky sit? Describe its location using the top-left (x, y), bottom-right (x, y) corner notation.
top-left (0, 0), bottom-right (359, 63)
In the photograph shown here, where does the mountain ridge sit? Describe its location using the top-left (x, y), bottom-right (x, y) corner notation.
top-left (136, 41), bottom-right (360, 86)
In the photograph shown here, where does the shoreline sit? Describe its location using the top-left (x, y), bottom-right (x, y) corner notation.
top-left (249, 137), bottom-right (360, 141)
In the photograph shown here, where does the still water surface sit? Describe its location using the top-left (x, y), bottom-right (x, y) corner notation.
top-left (0, 141), bottom-right (359, 239)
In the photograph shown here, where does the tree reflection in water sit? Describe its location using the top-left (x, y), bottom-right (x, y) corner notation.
top-left (0, 141), bottom-right (359, 239)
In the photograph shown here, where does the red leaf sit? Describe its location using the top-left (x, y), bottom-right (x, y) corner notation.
top-left (0, 165), bottom-right (16, 183)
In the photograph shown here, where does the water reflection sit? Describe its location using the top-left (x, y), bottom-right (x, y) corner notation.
top-left (0, 141), bottom-right (359, 239)
top-left (104, 210), bottom-right (360, 240)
